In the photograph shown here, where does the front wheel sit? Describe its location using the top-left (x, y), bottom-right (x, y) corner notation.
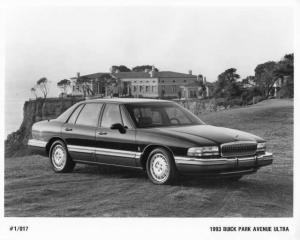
top-left (49, 140), bottom-right (75, 173)
top-left (146, 148), bottom-right (178, 185)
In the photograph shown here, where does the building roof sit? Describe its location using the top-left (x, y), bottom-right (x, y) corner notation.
top-left (74, 70), bottom-right (198, 80)
top-left (113, 71), bottom-right (197, 79)
top-left (80, 72), bottom-right (111, 79)
top-left (113, 71), bottom-right (151, 79)
top-left (157, 71), bottom-right (197, 78)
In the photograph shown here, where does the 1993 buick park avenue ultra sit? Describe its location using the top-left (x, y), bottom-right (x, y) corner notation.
top-left (28, 98), bottom-right (273, 185)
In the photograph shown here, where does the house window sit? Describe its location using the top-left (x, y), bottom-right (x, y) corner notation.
top-left (172, 85), bottom-right (176, 93)
top-left (146, 86), bottom-right (150, 92)
top-left (140, 86), bottom-right (143, 92)
top-left (152, 86), bottom-right (155, 92)
top-left (133, 86), bottom-right (137, 92)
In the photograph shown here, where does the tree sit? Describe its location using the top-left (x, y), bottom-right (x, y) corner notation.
top-left (274, 53), bottom-right (294, 97)
top-left (274, 53), bottom-right (294, 78)
top-left (57, 79), bottom-right (71, 96)
top-left (132, 65), bottom-right (159, 72)
top-left (31, 87), bottom-right (38, 99)
top-left (254, 61), bottom-right (277, 98)
top-left (36, 77), bottom-right (49, 99)
top-left (213, 68), bottom-right (242, 99)
top-left (242, 76), bottom-right (256, 87)
top-left (111, 65), bottom-right (131, 72)
top-left (76, 76), bottom-right (94, 97)
top-left (95, 73), bottom-right (119, 97)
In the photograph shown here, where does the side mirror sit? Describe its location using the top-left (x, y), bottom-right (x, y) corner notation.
top-left (110, 123), bottom-right (126, 134)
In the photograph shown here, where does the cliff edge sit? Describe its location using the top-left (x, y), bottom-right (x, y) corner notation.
top-left (5, 97), bottom-right (83, 158)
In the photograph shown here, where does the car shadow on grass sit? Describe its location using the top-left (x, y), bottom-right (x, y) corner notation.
top-left (72, 164), bottom-right (266, 190)
top-left (73, 164), bottom-right (147, 179)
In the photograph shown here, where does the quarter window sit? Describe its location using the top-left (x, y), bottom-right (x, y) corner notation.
top-left (101, 104), bottom-right (122, 128)
top-left (120, 106), bottom-right (132, 129)
top-left (75, 103), bottom-right (103, 127)
top-left (67, 104), bottom-right (84, 124)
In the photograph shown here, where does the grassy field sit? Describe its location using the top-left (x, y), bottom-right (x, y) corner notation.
top-left (4, 99), bottom-right (293, 217)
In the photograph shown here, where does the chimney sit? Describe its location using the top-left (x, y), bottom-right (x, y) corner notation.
top-left (188, 70), bottom-right (192, 75)
top-left (150, 65), bottom-right (156, 77)
top-left (77, 72), bottom-right (80, 78)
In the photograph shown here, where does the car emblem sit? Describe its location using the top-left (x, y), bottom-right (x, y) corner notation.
top-left (235, 134), bottom-right (239, 140)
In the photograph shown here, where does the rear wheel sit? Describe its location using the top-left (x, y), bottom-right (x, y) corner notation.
top-left (146, 148), bottom-right (177, 185)
top-left (49, 140), bottom-right (75, 173)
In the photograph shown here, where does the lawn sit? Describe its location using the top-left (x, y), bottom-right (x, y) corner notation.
top-left (4, 99), bottom-right (293, 217)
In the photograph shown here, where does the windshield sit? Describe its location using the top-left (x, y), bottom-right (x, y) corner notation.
top-left (125, 102), bottom-right (204, 128)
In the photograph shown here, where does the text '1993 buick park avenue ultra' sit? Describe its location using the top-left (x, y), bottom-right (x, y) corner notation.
top-left (28, 98), bottom-right (273, 185)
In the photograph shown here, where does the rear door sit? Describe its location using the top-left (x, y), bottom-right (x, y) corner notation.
top-left (62, 102), bottom-right (104, 161)
top-left (95, 103), bottom-right (137, 167)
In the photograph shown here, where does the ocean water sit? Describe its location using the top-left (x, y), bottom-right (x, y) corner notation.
top-left (5, 97), bottom-right (26, 138)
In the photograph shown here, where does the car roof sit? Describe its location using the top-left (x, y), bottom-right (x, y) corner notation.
top-left (82, 98), bottom-right (172, 104)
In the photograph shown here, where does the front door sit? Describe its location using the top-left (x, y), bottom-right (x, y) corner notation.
top-left (62, 102), bottom-right (104, 161)
top-left (95, 103), bottom-right (137, 167)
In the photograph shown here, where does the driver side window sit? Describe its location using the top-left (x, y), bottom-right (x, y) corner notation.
top-left (101, 104), bottom-right (122, 128)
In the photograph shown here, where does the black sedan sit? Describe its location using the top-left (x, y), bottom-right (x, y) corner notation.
top-left (28, 98), bottom-right (273, 184)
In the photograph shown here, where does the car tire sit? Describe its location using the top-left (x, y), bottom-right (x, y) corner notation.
top-left (49, 140), bottom-right (75, 173)
top-left (146, 148), bottom-right (178, 185)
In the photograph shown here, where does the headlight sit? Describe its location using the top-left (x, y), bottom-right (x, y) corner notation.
top-left (257, 142), bottom-right (266, 152)
top-left (187, 146), bottom-right (219, 157)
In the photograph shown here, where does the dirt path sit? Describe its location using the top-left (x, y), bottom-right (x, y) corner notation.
top-left (5, 99), bottom-right (293, 217)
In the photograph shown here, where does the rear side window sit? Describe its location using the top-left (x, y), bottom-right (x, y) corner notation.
top-left (101, 104), bottom-right (122, 128)
top-left (75, 103), bottom-right (103, 127)
top-left (67, 104), bottom-right (84, 124)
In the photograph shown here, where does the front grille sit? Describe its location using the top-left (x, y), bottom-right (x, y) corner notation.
top-left (221, 141), bottom-right (257, 158)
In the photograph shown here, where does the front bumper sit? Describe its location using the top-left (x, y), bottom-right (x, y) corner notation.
top-left (174, 152), bottom-right (273, 175)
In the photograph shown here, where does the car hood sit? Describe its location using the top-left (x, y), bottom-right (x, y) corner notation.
top-left (156, 124), bottom-right (264, 145)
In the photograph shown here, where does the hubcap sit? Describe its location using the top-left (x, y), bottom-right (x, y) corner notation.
top-left (52, 145), bottom-right (66, 170)
top-left (150, 153), bottom-right (170, 183)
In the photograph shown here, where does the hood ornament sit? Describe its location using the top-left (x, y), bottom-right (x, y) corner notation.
top-left (235, 134), bottom-right (239, 141)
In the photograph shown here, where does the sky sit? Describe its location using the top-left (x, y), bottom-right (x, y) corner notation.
top-left (4, 5), bottom-right (294, 134)
top-left (5, 6), bottom-right (294, 99)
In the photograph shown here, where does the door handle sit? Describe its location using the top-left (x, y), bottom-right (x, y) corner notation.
top-left (97, 131), bottom-right (107, 135)
top-left (65, 127), bottom-right (73, 131)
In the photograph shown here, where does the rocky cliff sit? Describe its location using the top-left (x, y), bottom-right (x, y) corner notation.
top-left (5, 97), bottom-right (84, 158)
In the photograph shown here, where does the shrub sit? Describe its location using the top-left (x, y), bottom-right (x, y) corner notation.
top-left (227, 98), bottom-right (243, 107)
top-left (253, 96), bottom-right (264, 104)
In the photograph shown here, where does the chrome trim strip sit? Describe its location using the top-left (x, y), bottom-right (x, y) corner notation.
top-left (28, 139), bottom-right (47, 148)
top-left (74, 159), bottom-right (143, 169)
top-left (175, 152), bottom-right (273, 166)
top-left (67, 145), bottom-right (142, 159)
